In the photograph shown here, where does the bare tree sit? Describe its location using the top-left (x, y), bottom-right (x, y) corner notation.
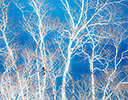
top-left (0, 0), bottom-right (128, 100)
top-left (59, 0), bottom-right (128, 100)
top-left (0, 0), bottom-right (63, 99)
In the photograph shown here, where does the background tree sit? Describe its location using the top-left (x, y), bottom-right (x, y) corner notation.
top-left (0, 0), bottom-right (128, 100)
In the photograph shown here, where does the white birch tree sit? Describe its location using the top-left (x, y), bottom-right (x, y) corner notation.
top-left (59, 0), bottom-right (128, 100)
top-left (0, 0), bottom-right (128, 100)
